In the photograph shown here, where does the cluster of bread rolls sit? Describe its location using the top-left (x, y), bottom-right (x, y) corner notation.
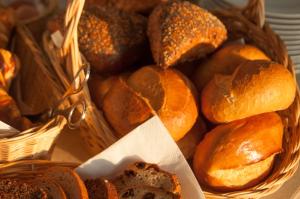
top-left (48, 0), bottom-right (296, 192)
top-left (192, 43), bottom-right (296, 190)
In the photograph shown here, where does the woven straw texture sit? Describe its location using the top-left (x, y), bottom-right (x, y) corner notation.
top-left (44, 0), bottom-right (300, 198)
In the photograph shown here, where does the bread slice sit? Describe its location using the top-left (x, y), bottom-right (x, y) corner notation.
top-left (31, 179), bottom-right (67, 199)
top-left (148, 1), bottom-right (227, 68)
top-left (44, 167), bottom-right (89, 199)
top-left (0, 179), bottom-right (48, 198)
top-left (119, 186), bottom-right (180, 199)
top-left (85, 178), bottom-right (118, 199)
top-left (113, 162), bottom-right (181, 195)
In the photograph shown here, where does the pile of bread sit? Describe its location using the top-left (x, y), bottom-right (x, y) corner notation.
top-left (0, 162), bottom-right (181, 199)
top-left (45, 0), bottom-right (296, 193)
top-left (0, 7), bottom-right (33, 132)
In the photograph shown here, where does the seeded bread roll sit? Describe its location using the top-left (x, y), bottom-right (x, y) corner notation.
top-left (201, 60), bottom-right (296, 123)
top-left (86, 0), bottom-right (169, 14)
top-left (193, 112), bottom-right (283, 191)
top-left (85, 178), bottom-right (118, 199)
top-left (148, 1), bottom-right (227, 68)
top-left (113, 162), bottom-right (181, 195)
top-left (48, 6), bottom-right (147, 74)
top-left (193, 43), bottom-right (270, 90)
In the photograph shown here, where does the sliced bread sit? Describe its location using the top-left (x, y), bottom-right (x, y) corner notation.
top-left (44, 167), bottom-right (89, 199)
top-left (113, 162), bottom-right (181, 195)
top-left (119, 186), bottom-right (180, 199)
top-left (85, 178), bottom-right (118, 199)
top-left (31, 179), bottom-right (67, 199)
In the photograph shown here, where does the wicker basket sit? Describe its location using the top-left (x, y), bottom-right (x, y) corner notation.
top-left (44, 0), bottom-right (300, 198)
top-left (0, 159), bottom-right (78, 179)
top-left (0, 21), bottom-right (87, 163)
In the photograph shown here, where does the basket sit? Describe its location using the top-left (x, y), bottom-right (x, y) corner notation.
top-left (0, 159), bottom-right (78, 179)
top-left (44, 0), bottom-right (300, 198)
top-left (0, 21), bottom-right (87, 163)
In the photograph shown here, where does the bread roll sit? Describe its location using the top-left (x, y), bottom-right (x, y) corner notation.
top-left (130, 66), bottom-right (198, 141)
top-left (0, 88), bottom-right (32, 131)
top-left (148, 1), bottom-right (227, 68)
top-left (0, 49), bottom-right (20, 91)
top-left (201, 60), bottom-right (296, 123)
top-left (48, 6), bottom-right (147, 73)
top-left (177, 116), bottom-right (206, 160)
top-left (193, 112), bottom-right (283, 191)
top-left (194, 43), bottom-right (270, 90)
top-left (103, 77), bottom-right (155, 138)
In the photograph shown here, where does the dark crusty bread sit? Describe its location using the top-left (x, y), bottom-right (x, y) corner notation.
top-left (87, 0), bottom-right (169, 14)
top-left (85, 178), bottom-right (118, 199)
top-left (0, 179), bottom-right (48, 199)
top-left (48, 6), bottom-right (147, 74)
top-left (32, 179), bottom-right (67, 199)
top-left (44, 167), bottom-right (89, 199)
top-left (119, 186), bottom-right (180, 199)
top-left (113, 162), bottom-right (181, 195)
top-left (148, 1), bottom-right (227, 68)
top-left (201, 60), bottom-right (296, 123)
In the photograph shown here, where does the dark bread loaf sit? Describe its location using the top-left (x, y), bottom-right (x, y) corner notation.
top-left (0, 179), bottom-right (48, 199)
top-left (113, 162), bottom-right (181, 195)
top-left (85, 178), bottom-right (118, 199)
top-left (119, 186), bottom-right (180, 199)
top-left (48, 6), bottom-right (147, 74)
top-left (148, 1), bottom-right (227, 68)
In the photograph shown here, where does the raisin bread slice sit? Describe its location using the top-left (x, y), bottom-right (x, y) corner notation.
top-left (85, 178), bottom-right (118, 199)
top-left (32, 179), bottom-right (67, 199)
top-left (113, 162), bottom-right (181, 195)
top-left (119, 186), bottom-right (180, 199)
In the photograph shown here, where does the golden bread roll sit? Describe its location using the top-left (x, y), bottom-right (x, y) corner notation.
top-left (103, 77), bottom-right (155, 138)
top-left (0, 49), bottom-right (20, 91)
top-left (194, 43), bottom-right (270, 90)
top-left (193, 112), bottom-right (283, 191)
top-left (201, 60), bottom-right (296, 123)
top-left (48, 6), bottom-right (147, 74)
top-left (148, 1), bottom-right (227, 68)
top-left (0, 88), bottom-right (32, 131)
top-left (177, 116), bottom-right (206, 159)
top-left (88, 73), bottom-right (130, 109)
top-left (103, 66), bottom-right (198, 141)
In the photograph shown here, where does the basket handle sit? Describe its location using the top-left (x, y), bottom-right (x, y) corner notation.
top-left (242, 0), bottom-right (265, 28)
